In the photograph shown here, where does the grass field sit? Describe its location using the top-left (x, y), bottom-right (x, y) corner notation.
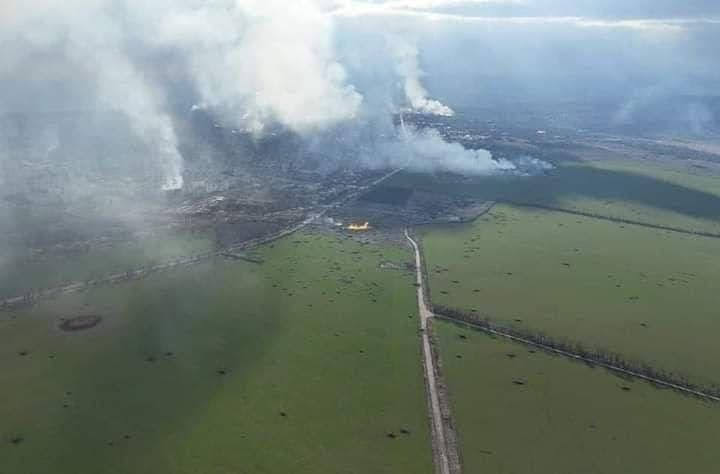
top-left (0, 231), bottom-right (433, 474)
top-left (388, 158), bottom-right (720, 234)
top-left (0, 230), bottom-right (217, 300)
top-left (435, 319), bottom-right (720, 474)
top-left (422, 204), bottom-right (720, 389)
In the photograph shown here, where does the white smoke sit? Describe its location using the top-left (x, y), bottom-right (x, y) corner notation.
top-left (379, 125), bottom-right (516, 174)
top-left (149, 0), bottom-right (363, 135)
top-left (0, 0), bottom-right (363, 189)
top-left (89, 46), bottom-right (185, 191)
top-left (0, 0), bottom-right (184, 190)
top-left (0, 0), bottom-right (538, 190)
top-left (387, 35), bottom-right (455, 117)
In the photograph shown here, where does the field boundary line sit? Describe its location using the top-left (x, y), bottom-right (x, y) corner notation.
top-left (502, 201), bottom-right (720, 239)
top-left (435, 312), bottom-right (720, 403)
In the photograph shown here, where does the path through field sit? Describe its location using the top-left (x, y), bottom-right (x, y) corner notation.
top-left (406, 229), bottom-right (459, 474)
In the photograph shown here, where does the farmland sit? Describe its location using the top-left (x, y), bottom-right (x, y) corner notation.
top-left (388, 157), bottom-right (720, 235)
top-left (422, 203), bottom-right (720, 389)
top-left (435, 319), bottom-right (720, 474)
top-left (0, 232), bottom-right (433, 474)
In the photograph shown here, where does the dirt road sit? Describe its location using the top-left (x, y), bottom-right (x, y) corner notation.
top-left (406, 229), bottom-right (455, 474)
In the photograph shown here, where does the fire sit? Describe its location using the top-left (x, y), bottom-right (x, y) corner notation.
top-left (347, 222), bottom-right (371, 231)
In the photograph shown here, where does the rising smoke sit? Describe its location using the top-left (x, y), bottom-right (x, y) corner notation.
top-left (387, 34), bottom-right (456, 117)
top-left (0, 0), bottom-right (542, 194)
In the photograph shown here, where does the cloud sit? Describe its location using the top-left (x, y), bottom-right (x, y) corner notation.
top-left (330, 0), bottom-right (720, 32)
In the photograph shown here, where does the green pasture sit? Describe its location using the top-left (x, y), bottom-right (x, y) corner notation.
top-left (422, 204), bottom-right (720, 388)
top-left (0, 231), bottom-right (216, 300)
top-left (0, 232), bottom-right (432, 474)
top-left (435, 319), bottom-right (720, 474)
top-left (388, 157), bottom-right (720, 234)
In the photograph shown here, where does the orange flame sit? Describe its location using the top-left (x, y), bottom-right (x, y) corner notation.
top-left (347, 222), bottom-right (370, 231)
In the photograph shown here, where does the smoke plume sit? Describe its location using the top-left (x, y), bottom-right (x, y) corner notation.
top-left (387, 35), bottom-right (456, 117)
top-left (0, 0), bottom-right (546, 195)
top-left (386, 126), bottom-right (515, 174)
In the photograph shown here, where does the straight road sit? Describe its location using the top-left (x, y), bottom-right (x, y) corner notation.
top-left (406, 229), bottom-right (453, 474)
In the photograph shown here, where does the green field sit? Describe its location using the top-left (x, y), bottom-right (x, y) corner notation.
top-left (435, 319), bottom-right (720, 474)
top-left (0, 230), bottom-right (217, 300)
top-left (388, 158), bottom-right (720, 234)
top-left (422, 204), bottom-right (720, 388)
top-left (0, 232), bottom-right (432, 474)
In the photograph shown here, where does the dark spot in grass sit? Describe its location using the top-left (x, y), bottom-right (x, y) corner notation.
top-left (165, 352), bottom-right (174, 357)
top-left (10, 436), bottom-right (24, 445)
top-left (59, 315), bottom-right (102, 332)
top-left (124, 434), bottom-right (131, 440)
top-left (514, 319), bottom-right (523, 323)
top-left (458, 334), bottom-right (467, 340)
top-left (506, 353), bottom-right (517, 359)
top-left (386, 432), bottom-right (397, 439)
top-left (145, 356), bottom-right (156, 363)
top-left (512, 380), bottom-right (526, 386)
top-left (621, 386), bottom-right (631, 392)
top-left (400, 428), bottom-right (411, 435)
top-left (528, 350), bottom-right (536, 354)
top-left (506, 272), bottom-right (513, 276)
top-left (217, 369), bottom-right (227, 376)
top-left (640, 322), bottom-right (648, 328)
top-left (456, 354), bottom-right (463, 359)
top-left (18, 351), bottom-right (29, 357)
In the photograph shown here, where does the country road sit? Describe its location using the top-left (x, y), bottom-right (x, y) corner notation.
top-left (406, 229), bottom-right (455, 474)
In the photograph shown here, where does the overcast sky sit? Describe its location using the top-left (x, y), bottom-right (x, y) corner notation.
top-left (328, 0), bottom-right (720, 20)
